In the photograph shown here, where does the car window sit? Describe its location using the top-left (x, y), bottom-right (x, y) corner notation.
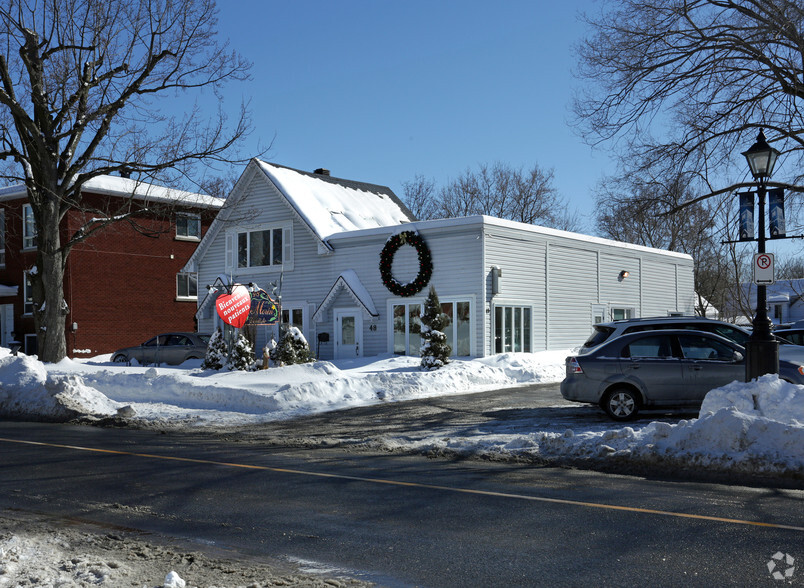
top-left (583, 326), bottom-right (614, 348)
top-left (198, 335), bottom-right (211, 344)
top-left (622, 335), bottom-right (674, 359)
top-left (777, 331), bottom-right (804, 345)
top-left (143, 337), bottom-right (158, 347)
top-left (678, 334), bottom-right (735, 360)
top-left (168, 335), bottom-right (192, 346)
top-left (707, 324), bottom-right (750, 345)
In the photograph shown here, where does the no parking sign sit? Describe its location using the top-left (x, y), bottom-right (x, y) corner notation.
top-left (754, 252), bottom-right (775, 285)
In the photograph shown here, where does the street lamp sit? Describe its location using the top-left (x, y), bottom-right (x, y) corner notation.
top-left (741, 129), bottom-right (781, 381)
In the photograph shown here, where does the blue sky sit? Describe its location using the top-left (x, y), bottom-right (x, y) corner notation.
top-left (214, 1), bottom-right (608, 230)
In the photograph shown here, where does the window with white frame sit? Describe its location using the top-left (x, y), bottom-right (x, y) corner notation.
top-left (176, 213), bottom-right (201, 240)
top-left (282, 307), bottom-right (305, 331)
top-left (0, 210), bottom-right (5, 266)
top-left (23, 204), bottom-right (36, 249)
top-left (23, 272), bottom-right (33, 314)
top-left (611, 307), bottom-right (635, 321)
top-left (392, 299), bottom-right (472, 357)
top-left (494, 304), bottom-right (532, 354)
top-left (176, 272), bottom-right (198, 299)
top-left (235, 225), bottom-right (289, 269)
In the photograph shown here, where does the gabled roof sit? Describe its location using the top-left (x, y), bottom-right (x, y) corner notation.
top-left (255, 160), bottom-right (415, 241)
top-left (183, 159), bottom-right (415, 273)
top-left (313, 270), bottom-right (379, 322)
top-left (0, 174), bottom-right (223, 209)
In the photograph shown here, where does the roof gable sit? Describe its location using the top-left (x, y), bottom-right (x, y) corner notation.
top-left (255, 160), bottom-right (414, 241)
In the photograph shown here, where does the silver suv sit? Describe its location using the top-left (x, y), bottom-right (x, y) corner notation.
top-left (582, 316), bottom-right (804, 361)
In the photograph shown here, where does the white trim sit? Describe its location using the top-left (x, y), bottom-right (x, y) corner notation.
top-left (226, 221), bottom-right (293, 274)
top-left (313, 270), bottom-right (378, 322)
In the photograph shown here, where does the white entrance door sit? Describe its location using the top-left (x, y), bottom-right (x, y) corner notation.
top-left (334, 309), bottom-right (362, 359)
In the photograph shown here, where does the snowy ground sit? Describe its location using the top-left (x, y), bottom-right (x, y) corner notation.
top-left (1, 346), bottom-right (803, 479)
top-left (3, 346), bottom-right (804, 586)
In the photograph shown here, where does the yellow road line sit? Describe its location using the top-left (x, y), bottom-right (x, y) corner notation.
top-left (2, 436), bottom-right (803, 532)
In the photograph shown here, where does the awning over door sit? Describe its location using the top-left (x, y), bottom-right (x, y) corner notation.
top-left (313, 270), bottom-right (379, 322)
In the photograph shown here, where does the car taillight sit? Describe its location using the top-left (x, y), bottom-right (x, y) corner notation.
top-left (568, 357), bottom-right (583, 374)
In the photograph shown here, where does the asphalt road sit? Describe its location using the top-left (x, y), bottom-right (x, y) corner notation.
top-left (2, 391), bottom-right (804, 587)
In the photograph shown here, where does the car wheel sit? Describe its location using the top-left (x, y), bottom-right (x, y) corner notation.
top-left (602, 387), bottom-right (640, 421)
top-left (112, 354), bottom-right (128, 364)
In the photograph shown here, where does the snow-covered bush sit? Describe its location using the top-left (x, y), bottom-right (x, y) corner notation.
top-left (271, 326), bottom-right (313, 365)
top-left (227, 332), bottom-right (256, 371)
top-left (420, 285), bottom-right (451, 370)
top-left (201, 327), bottom-right (227, 370)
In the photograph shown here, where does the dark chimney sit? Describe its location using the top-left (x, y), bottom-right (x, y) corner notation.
top-left (314, 168), bottom-right (330, 176)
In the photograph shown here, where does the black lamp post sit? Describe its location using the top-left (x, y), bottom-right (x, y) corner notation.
top-left (741, 129), bottom-right (781, 381)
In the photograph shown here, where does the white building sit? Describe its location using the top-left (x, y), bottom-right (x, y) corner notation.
top-left (184, 160), bottom-right (695, 359)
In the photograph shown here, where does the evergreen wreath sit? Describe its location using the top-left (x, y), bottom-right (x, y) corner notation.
top-left (379, 231), bottom-right (433, 296)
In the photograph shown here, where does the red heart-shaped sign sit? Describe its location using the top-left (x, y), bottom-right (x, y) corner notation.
top-left (215, 284), bottom-right (251, 328)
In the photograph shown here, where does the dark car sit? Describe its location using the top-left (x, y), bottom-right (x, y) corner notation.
top-left (111, 332), bottom-right (211, 365)
top-left (561, 329), bottom-right (804, 421)
top-left (774, 328), bottom-right (804, 346)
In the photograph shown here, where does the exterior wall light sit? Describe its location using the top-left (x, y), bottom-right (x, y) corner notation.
top-left (619, 270), bottom-right (630, 281)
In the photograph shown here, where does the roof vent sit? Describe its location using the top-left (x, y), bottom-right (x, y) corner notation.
top-left (314, 168), bottom-right (330, 176)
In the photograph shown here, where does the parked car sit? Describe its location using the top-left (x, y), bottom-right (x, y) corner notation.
top-left (111, 332), bottom-right (211, 365)
top-left (583, 316), bottom-right (804, 361)
top-left (562, 329), bottom-right (804, 421)
top-left (773, 328), bottom-right (804, 346)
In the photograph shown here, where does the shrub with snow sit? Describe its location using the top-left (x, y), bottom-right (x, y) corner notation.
top-left (227, 332), bottom-right (256, 371)
top-left (271, 326), bottom-right (313, 365)
top-left (420, 285), bottom-right (451, 370)
top-left (201, 327), bottom-right (227, 370)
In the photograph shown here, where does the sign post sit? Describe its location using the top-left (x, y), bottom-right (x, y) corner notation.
top-left (753, 252), bottom-right (775, 285)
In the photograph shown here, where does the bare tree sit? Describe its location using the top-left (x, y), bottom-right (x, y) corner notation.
top-left (595, 171), bottom-right (736, 317)
top-left (401, 175), bottom-right (438, 220)
top-left (408, 162), bottom-right (572, 229)
top-left (0, 0), bottom-right (252, 361)
top-left (574, 1), bottom-right (804, 195)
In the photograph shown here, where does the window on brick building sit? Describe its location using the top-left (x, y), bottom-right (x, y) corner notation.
top-left (23, 272), bottom-right (33, 314)
top-left (23, 204), bottom-right (36, 249)
top-left (0, 210), bottom-right (5, 267)
top-left (176, 213), bottom-right (201, 240)
top-left (176, 272), bottom-right (198, 300)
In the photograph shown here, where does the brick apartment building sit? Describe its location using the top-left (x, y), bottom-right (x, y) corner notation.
top-left (0, 175), bottom-right (222, 358)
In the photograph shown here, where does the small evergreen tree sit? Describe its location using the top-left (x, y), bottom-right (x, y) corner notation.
top-left (271, 326), bottom-right (314, 365)
top-left (201, 327), bottom-right (227, 370)
top-left (420, 286), bottom-right (451, 370)
top-left (227, 332), bottom-right (256, 371)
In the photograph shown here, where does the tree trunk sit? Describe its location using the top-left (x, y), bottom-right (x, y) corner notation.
top-left (31, 193), bottom-right (68, 363)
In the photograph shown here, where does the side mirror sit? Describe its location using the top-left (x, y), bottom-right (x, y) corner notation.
top-left (732, 351), bottom-right (744, 363)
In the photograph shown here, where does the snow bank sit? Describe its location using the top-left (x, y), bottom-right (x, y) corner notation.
top-left (1, 347), bottom-right (804, 478)
top-left (0, 353), bottom-right (118, 421)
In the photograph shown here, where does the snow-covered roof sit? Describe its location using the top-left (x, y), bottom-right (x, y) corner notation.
top-left (255, 160), bottom-right (414, 241)
top-left (326, 215), bottom-right (694, 261)
top-left (313, 270), bottom-right (379, 321)
top-left (0, 175), bottom-right (223, 209)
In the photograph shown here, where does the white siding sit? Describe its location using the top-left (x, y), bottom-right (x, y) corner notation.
top-left (196, 175), bottom-right (695, 360)
top-left (546, 245), bottom-right (599, 348)
top-left (642, 259), bottom-right (683, 316)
